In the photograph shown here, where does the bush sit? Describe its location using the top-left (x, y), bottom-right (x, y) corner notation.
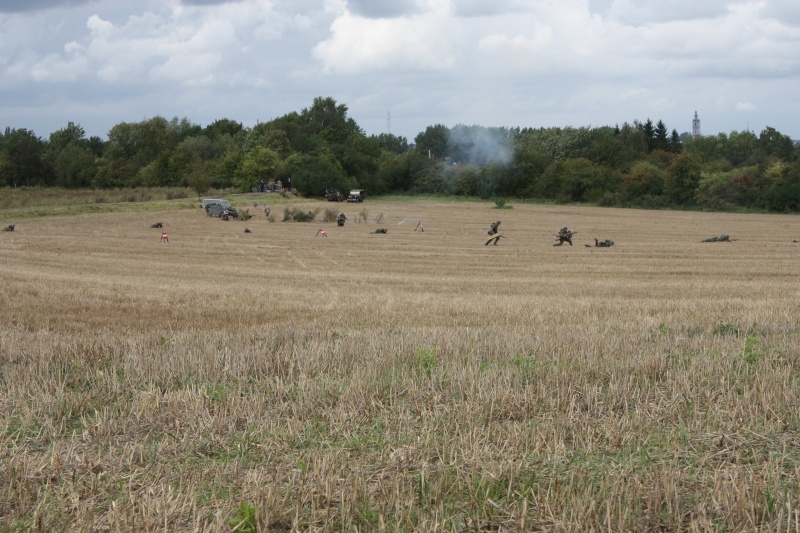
top-left (323, 208), bottom-right (338, 222)
top-left (283, 207), bottom-right (320, 222)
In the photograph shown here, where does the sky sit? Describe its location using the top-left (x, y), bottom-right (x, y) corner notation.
top-left (1, 0), bottom-right (799, 143)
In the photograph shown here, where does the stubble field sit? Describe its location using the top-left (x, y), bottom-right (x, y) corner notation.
top-left (2, 196), bottom-right (800, 531)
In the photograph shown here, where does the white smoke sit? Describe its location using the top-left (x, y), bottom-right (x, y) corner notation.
top-left (447, 124), bottom-right (513, 166)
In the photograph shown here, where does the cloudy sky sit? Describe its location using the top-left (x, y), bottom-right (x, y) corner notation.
top-left (2, 0), bottom-right (799, 143)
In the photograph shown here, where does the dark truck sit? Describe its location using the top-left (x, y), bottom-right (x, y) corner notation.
top-left (325, 189), bottom-right (344, 202)
top-left (205, 201), bottom-right (239, 219)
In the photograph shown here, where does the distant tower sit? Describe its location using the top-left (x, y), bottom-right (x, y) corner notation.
top-left (692, 110), bottom-right (701, 138)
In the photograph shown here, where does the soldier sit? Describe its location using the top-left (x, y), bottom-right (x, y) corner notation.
top-left (488, 221), bottom-right (501, 236)
top-left (2, 224), bottom-right (15, 232)
top-left (337, 213), bottom-right (347, 227)
top-left (553, 226), bottom-right (576, 246)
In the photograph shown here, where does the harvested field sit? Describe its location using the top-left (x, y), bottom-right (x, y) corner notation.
top-left (2, 198), bottom-right (799, 531)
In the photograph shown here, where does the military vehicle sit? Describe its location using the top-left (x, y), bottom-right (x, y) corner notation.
top-left (206, 203), bottom-right (239, 219)
top-left (347, 189), bottom-right (365, 202)
top-left (325, 189), bottom-right (344, 202)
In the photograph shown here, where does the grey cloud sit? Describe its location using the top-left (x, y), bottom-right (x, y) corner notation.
top-left (761, 2), bottom-right (800, 24)
top-left (179, 0), bottom-right (244, 6)
top-left (345, 0), bottom-right (421, 19)
top-left (0, 0), bottom-right (99, 14)
top-left (608, 1), bottom-right (730, 25)
top-left (452, 0), bottom-right (528, 18)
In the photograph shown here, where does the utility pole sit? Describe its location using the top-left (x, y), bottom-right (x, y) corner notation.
top-left (386, 110), bottom-right (391, 135)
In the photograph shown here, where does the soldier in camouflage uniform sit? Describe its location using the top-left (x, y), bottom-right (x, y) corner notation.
top-left (485, 221), bottom-right (503, 245)
top-left (553, 226), bottom-right (576, 246)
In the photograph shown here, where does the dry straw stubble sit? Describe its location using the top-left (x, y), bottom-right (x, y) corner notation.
top-left (1, 199), bottom-right (800, 531)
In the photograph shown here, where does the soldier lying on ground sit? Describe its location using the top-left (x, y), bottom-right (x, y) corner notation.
top-left (151, 222), bottom-right (163, 228)
top-left (702, 234), bottom-right (731, 242)
top-left (3, 224), bottom-right (15, 232)
top-left (553, 227), bottom-right (576, 246)
top-left (586, 238), bottom-right (614, 247)
top-left (371, 228), bottom-right (387, 234)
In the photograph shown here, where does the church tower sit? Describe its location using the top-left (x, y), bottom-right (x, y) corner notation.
top-left (692, 111), bottom-right (701, 138)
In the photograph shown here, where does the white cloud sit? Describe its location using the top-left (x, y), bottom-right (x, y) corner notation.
top-left (1, 0), bottom-right (799, 141)
top-left (30, 52), bottom-right (89, 81)
top-left (312, 8), bottom-right (457, 73)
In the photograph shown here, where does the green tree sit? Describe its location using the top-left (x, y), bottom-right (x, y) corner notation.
top-left (291, 151), bottom-right (351, 197)
top-left (758, 126), bottom-right (794, 161)
top-left (623, 160), bottom-right (664, 200)
top-left (722, 130), bottom-right (758, 167)
top-left (414, 124), bottom-right (450, 160)
top-left (584, 126), bottom-right (628, 168)
top-left (168, 116), bottom-right (202, 143)
top-left (513, 131), bottom-right (552, 198)
top-left (653, 120), bottom-right (669, 152)
top-left (3, 128), bottom-right (50, 187)
top-left (234, 146), bottom-right (283, 192)
top-left (374, 151), bottom-right (431, 192)
top-left (203, 118), bottom-right (244, 140)
top-left (212, 148), bottom-right (241, 188)
top-left (300, 96), bottom-right (363, 144)
top-left (640, 119), bottom-right (655, 153)
top-left (669, 129), bottom-right (682, 154)
top-left (759, 161), bottom-right (800, 211)
top-left (47, 122), bottom-right (86, 157)
top-left (104, 117), bottom-right (175, 186)
top-left (664, 153), bottom-right (702, 205)
top-left (695, 167), bottom-right (759, 209)
top-left (52, 144), bottom-right (96, 188)
top-left (187, 166), bottom-right (213, 199)
top-left (616, 122), bottom-right (648, 162)
top-left (374, 133), bottom-right (409, 154)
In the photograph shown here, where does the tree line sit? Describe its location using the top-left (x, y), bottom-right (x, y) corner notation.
top-left (2, 96), bottom-right (799, 212)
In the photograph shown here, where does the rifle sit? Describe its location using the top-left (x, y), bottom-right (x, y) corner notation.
top-left (485, 234), bottom-right (506, 246)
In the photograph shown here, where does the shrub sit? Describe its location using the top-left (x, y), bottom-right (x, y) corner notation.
top-left (283, 207), bottom-right (320, 222)
top-left (323, 208), bottom-right (338, 222)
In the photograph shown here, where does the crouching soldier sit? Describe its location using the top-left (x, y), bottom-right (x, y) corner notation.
top-left (337, 213), bottom-right (347, 227)
top-left (554, 226), bottom-right (576, 246)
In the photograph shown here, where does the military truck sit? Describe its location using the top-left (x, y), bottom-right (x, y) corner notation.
top-left (202, 198), bottom-right (227, 209)
top-left (325, 189), bottom-right (344, 202)
top-left (206, 202), bottom-right (239, 219)
top-left (347, 189), bottom-right (365, 202)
